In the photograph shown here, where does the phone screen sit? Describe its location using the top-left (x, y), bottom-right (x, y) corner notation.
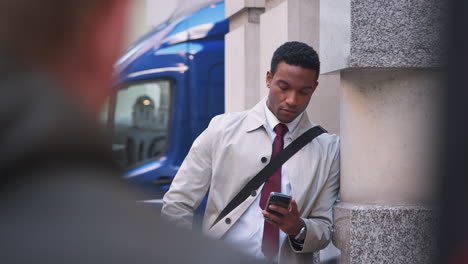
top-left (265, 192), bottom-right (291, 216)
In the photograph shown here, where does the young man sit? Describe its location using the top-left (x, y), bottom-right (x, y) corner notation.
top-left (162, 41), bottom-right (340, 263)
top-left (0, 1), bottom-right (257, 263)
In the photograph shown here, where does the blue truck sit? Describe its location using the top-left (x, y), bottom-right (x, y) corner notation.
top-left (107, 2), bottom-right (227, 212)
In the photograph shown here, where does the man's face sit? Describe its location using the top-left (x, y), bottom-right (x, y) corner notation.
top-left (266, 62), bottom-right (318, 123)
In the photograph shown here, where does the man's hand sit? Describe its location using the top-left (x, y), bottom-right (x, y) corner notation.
top-left (262, 199), bottom-right (304, 236)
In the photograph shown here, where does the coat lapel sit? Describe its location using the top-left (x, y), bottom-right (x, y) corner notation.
top-left (289, 111), bottom-right (315, 141)
top-left (286, 112), bottom-right (318, 212)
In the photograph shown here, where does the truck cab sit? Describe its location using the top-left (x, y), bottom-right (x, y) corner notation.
top-left (107, 2), bottom-right (227, 202)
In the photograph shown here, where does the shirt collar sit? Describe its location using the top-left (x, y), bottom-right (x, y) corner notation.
top-left (264, 100), bottom-right (304, 138)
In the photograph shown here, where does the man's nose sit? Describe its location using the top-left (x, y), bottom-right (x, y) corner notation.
top-left (285, 91), bottom-right (298, 107)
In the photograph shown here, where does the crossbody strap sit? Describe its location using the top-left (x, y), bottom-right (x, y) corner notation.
top-left (210, 125), bottom-right (327, 228)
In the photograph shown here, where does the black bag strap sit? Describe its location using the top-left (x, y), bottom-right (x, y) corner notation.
top-left (210, 125), bottom-right (327, 228)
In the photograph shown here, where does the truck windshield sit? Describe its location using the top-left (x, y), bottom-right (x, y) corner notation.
top-left (112, 80), bottom-right (172, 168)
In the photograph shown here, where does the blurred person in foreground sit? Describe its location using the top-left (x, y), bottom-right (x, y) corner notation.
top-left (0, 0), bottom-right (257, 263)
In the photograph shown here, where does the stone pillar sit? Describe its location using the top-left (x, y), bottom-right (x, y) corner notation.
top-left (125, 0), bottom-right (153, 46)
top-left (320, 0), bottom-right (446, 263)
top-left (225, 0), bottom-right (265, 112)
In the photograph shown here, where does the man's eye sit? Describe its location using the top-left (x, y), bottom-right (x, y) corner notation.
top-left (279, 85), bottom-right (288, 90)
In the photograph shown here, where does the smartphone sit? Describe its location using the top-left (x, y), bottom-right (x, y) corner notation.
top-left (265, 192), bottom-right (292, 217)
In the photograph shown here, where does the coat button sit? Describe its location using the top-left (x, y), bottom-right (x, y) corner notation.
top-left (225, 218), bottom-right (231, 224)
top-left (251, 190), bottom-right (257, 197)
top-left (261, 157), bottom-right (267, 163)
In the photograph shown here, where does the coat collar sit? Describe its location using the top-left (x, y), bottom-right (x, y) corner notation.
top-left (245, 97), bottom-right (315, 141)
top-left (245, 97), bottom-right (268, 133)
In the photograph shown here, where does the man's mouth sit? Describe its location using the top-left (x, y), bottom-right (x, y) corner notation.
top-left (280, 109), bottom-right (297, 114)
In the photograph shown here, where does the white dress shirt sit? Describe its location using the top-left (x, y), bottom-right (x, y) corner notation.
top-left (223, 100), bottom-right (303, 260)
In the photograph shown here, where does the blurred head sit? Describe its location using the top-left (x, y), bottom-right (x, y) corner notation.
top-left (266, 41), bottom-right (320, 123)
top-left (0, 0), bottom-right (129, 115)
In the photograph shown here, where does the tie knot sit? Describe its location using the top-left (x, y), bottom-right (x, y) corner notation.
top-left (274, 123), bottom-right (288, 137)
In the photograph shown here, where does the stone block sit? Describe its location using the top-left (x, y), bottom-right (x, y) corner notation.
top-left (333, 203), bottom-right (438, 264)
top-left (321, 0), bottom-right (447, 73)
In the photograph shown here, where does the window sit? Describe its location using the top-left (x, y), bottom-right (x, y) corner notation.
top-left (112, 80), bottom-right (172, 168)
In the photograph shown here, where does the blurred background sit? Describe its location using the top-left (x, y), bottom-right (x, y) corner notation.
top-left (125, 0), bottom-right (222, 46)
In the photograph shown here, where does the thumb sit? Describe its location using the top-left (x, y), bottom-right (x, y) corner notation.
top-left (290, 199), bottom-right (299, 213)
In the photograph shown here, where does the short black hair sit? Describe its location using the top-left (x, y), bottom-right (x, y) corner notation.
top-left (270, 41), bottom-right (320, 78)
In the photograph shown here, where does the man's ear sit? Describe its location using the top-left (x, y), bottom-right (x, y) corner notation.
top-left (311, 81), bottom-right (319, 96)
top-left (266, 71), bottom-right (272, 88)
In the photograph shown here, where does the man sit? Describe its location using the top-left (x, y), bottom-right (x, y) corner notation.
top-left (162, 41), bottom-right (340, 263)
top-left (0, 1), bottom-right (257, 263)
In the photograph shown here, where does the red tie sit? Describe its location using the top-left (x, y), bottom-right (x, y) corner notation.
top-left (260, 123), bottom-right (288, 259)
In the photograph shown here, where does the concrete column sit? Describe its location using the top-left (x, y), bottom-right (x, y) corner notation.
top-left (321, 0), bottom-right (446, 263)
top-left (225, 1), bottom-right (265, 112)
top-left (125, 0), bottom-right (153, 46)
